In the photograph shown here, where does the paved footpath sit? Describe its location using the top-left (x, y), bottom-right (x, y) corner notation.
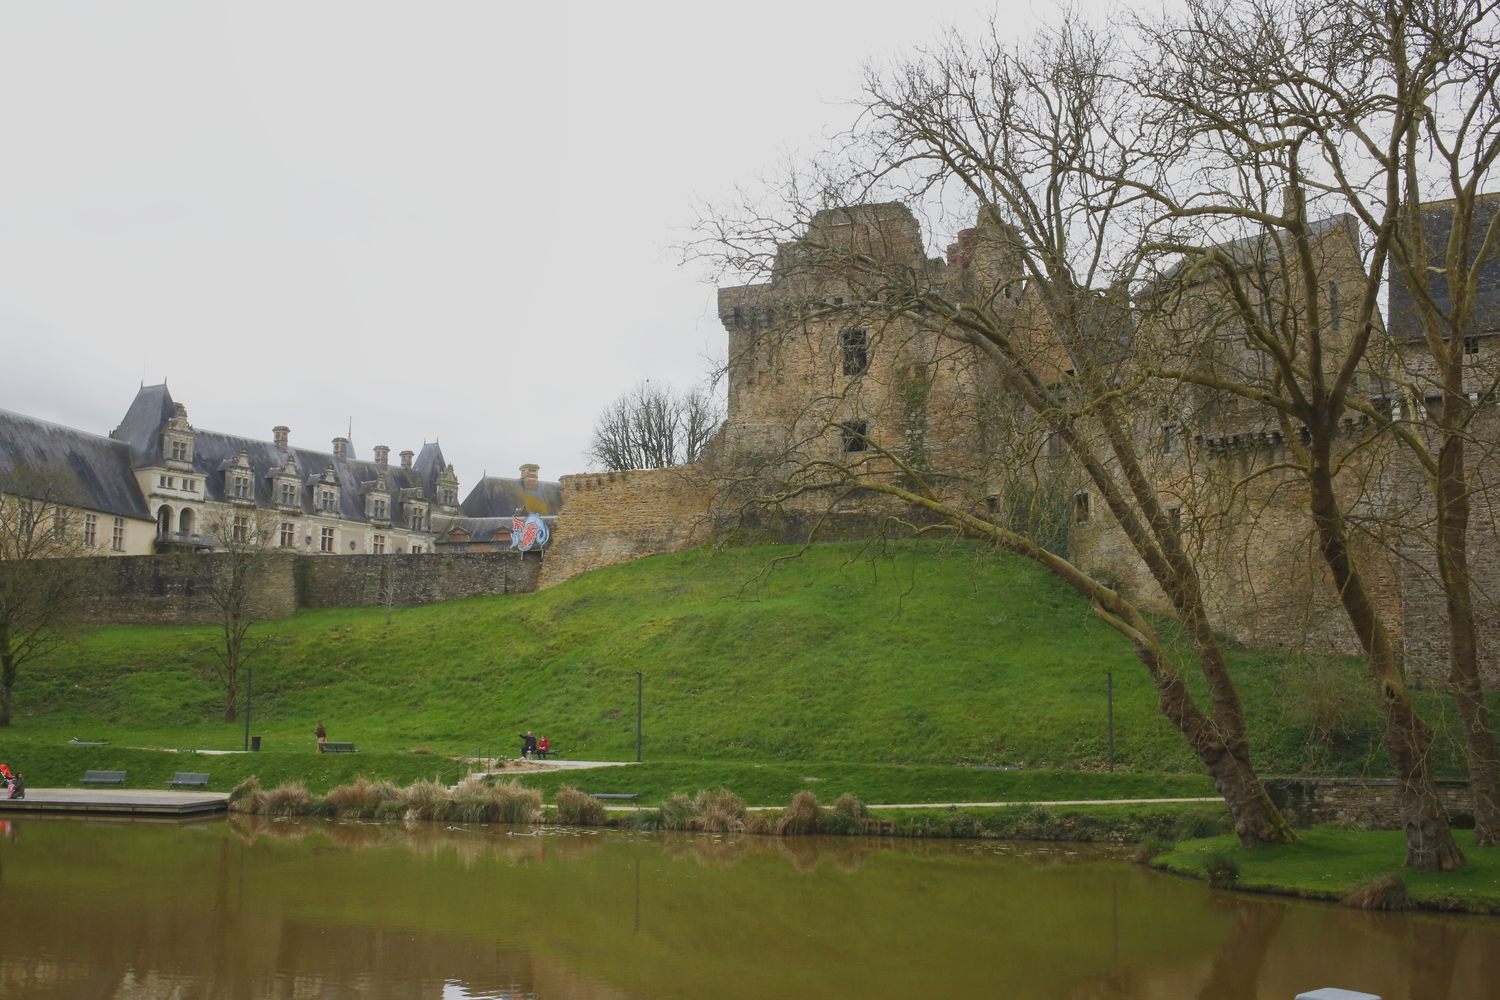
top-left (600, 795), bottom-right (1223, 811)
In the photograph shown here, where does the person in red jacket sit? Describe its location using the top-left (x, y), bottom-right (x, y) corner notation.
top-left (537, 735), bottom-right (550, 755)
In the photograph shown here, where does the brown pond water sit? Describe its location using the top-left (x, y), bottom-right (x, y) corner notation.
top-left (0, 815), bottom-right (1496, 999)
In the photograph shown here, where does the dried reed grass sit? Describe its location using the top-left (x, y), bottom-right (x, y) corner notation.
top-left (776, 791), bottom-right (828, 836)
top-left (1343, 872), bottom-right (1412, 910)
top-left (554, 785), bottom-right (609, 826)
top-left (259, 782), bottom-right (312, 817)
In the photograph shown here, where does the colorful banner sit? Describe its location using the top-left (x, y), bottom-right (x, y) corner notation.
top-left (511, 513), bottom-right (550, 551)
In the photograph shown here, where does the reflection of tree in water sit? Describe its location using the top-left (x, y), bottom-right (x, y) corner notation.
top-left (1193, 899), bottom-right (1287, 1000)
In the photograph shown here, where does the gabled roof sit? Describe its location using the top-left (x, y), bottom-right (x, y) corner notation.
top-left (0, 408), bottom-right (152, 520)
top-left (109, 383), bottom-right (177, 467)
top-left (460, 475), bottom-right (562, 518)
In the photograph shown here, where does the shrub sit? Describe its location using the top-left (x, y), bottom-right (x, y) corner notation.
top-left (776, 791), bottom-right (827, 836)
top-left (1132, 836), bottom-right (1171, 864)
top-left (325, 778), bottom-right (402, 819)
top-left (1201, 851), bottom-right (1240, 888)
top-left (228, 777), bottom-right (263, 813)
top-left (260, 782), bottom-right (312, 817)
top-left (555, 785), bottom-right (609, 826)
top-left (400, 779), bottom-right (449, 821)
top-left (1344, 873), bottom-right (1412, 911)
top-left (1173, 807), bottom-right (1231, 841)
top-left (686, 788), bottom-right (750, 833)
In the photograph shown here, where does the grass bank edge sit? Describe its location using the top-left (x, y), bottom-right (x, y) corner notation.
top-left (1151, 827), bottom-right (1500, 914)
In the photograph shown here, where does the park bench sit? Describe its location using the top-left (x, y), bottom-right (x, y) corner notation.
top-left (587, 792), bottom-right (638, 801)
top-left (81, 770), bottom-right (126, 786)
top-left (167, 772), bottom-right (211, 788)
top-left (535, 747), bottom-right (561, 759)
top-left (318, 742), bottom-right (358, 753)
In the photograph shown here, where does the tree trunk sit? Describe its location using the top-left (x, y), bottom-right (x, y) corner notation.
top-left (0, 648), bottom-right (13, 728)
top-left (1305, 440), bottom-right (1464, 870)
top-left (223, 644), bottom-right (238, 724)
top-left (1435, 398), bottom-right (1500, 846)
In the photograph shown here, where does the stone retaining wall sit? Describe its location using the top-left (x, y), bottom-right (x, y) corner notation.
top-left (1265, 776), bottom-right (1474, 830)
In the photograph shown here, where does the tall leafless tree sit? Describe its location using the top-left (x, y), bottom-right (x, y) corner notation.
top-left (202, 508), bottom-right (278, 723)
top-left (587, 380), bottom-right (725, 471)
top-left (0, 474), bottom-right (91, 727)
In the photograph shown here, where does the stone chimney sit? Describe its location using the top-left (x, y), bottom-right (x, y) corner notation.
top-left (332, 437), bottom-right (350, 461)
top-left (400, 450), bottom-right (414, 470)
top-left (273, 426), bottom-right (290, 451)
top-left (520, 464), bottom-right (539, 490)
top-left (374, 445), bottom-right (390, 466)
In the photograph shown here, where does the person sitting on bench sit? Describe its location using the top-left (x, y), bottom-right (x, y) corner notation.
top-left (537, 735), bottom-right (550, 756)
top-left (517, 731), bottom-right (537, 759)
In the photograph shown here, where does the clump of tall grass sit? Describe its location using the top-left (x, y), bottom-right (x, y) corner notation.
top-left (776, 791), bottom-right (828, 836)
top-left (324, 777), bottom-right (404, 819)
top-left (260, 782), bottom-right (312, 817)
top-left (554, 785), bottom-right (609, 826)
top-left (1201, 851), bottom-right (1240, 888)
top-left (228, 777), bottom-right (263, 813)
top-left (1132, 836), bottom-right (1171, 864)
top-left (1173, 807), bottom-right (1231, 841)
top-left (406, 774), bottom-right (541, 825)
top-left (1344, 872), bottom-right (1412, 910)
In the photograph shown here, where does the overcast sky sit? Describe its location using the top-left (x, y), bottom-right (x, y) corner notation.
top-left (0, 1), bottom-right (1020, 485)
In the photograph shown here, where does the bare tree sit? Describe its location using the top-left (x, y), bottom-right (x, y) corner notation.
top-left (201, 508), bottom-right (278, 723)
top-left (587, 380), bottom-right (725, 472)
top-left (0, 475), bottom-right (90, 726)
top-left (696, 18), bottom-right (1300, 847)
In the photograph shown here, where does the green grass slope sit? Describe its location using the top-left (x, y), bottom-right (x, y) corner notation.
top-left (1, 540), bottom-right (1473, 773)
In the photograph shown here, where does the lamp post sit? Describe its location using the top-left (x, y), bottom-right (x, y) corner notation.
top-left (243, 667), bottom-right (253, 752)
top-left (1106, 670), bottom-right (1115, 772)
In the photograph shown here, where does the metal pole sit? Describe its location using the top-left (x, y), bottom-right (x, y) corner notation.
top-left (636, 671), bottom-right (643, 763)
top-left (1107, 670), bottom-right (1115, 772)
top-left (244, 667), bottom-right (253, 752)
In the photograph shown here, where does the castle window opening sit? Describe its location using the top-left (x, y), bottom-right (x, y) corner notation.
top-left (158, 475), bottom-right (173, 488)
top-left (372, 535), bottom-right (386, 555)
top-left (184, 479), bottom-right (196, 492)
top-left (83, 513), bottom-right (98, 548)
top-left (156, 505), bottom-right (172, 538)
top-left (411, 544), bottom-right (423, 554)
top-left (1046, 431), bottom-right (1062, 457)
top-left (373, 498), bottom-right (388, 520)
top-left (280, 483), bottom-right (297, 507)
top-left (985, 496), bottom-right (999, 518)
top-left (232, 515), bottom-right (249, 543)
top-left (170, 440), bottom-right (189, 462)
top-left (1162, 425), bottom-right (1176, 454)
top-left (111, 517), bottom-right (125, 551)
top-left (1328, 281), bottom-right (1341, 330)
top-left (442, 488), bottom-right (457, 506)
top-left (320, 526), bottom-right (335, 552)
top-left (232, 475), bottom-right (251, 499)
top-left (1168, 507), bottom-right (1182, 533)
top-left (841, 328), bottom-right (869, 376)
top-left (279, 522), bottom-right (296, 547)
top-left (320, 490), bottom-right (336, 512)
top-left (178, 508), bottom-right (194, 535)
top-left (1074, 492), bottom-right (1091, 524)
top-left (1465, 335), bottom-right (1481, 355)
top-left (840, 421), bottom-right (869, 453)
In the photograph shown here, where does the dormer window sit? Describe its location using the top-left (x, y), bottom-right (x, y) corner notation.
top-left (408, 506), bottom-right (427, 532)
top-left (232, 475), bottom-right (252, 499)
top-left (373, 498), bottom-right (388, 520)
top-left (442, 487), bottom-right (457, 506)
top-left (320, 490), bottom-right (337, 512)
top-left (280, 483), bottom-right (298, 507)
top-left (171, 441), bottom-right (189, 462)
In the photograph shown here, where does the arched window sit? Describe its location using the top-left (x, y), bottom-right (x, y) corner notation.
top-left (178, 508), bottom-right (195, 536)
top-left (156, 505), bottom-right (173, 538)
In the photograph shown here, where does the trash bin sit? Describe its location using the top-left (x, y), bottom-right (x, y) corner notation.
top-left (251, 736), bottom-right (262, 752)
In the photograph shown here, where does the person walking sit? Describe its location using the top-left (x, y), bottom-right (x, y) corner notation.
top-left (314, 722), bottom-right (327, 751)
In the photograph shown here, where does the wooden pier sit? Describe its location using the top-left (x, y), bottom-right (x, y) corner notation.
top-left (0, 788), bottom-right (229, 816)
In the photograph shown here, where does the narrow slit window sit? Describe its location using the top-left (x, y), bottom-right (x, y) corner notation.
top-left (1074, 492), bottom-right (1091, 524)
top-left (840, 421), bottom-right (869, 453)
top-left (1464, 335), bottom-right (1480, 356)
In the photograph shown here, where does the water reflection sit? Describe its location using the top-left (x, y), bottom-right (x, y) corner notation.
top-left (0, 815), bottom-right (1495, 998)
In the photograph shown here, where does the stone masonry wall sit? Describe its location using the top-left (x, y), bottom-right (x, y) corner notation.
top-left (296, 551), bottom-right (541, 608)
top-left (1265, 776), bottom-right (1474, 830)
top-left (21, 550), bottom-right (541, 626)
top-left (538, 467), bottom-right (714, 589)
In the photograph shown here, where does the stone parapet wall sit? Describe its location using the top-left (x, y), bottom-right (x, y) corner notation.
top-left (1265, 776), bottom-right (1473, 830)
top-left (296, 551), bottom-right (541, 608)
top-left (13, 550), bottom-right (541, 626)
top-left (539, 467), bottom-right (714, 589)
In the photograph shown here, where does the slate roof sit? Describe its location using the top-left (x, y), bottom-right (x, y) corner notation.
top-left (112, 384), bottom-right (445, 529)
top-left (0, 408), bottom-right (152, 520)
top-left (460, 475), bottom-right (562, 518)
top-left (1387, 195), bottom-right (1500, 340)
top-left (1159, 214), bottom-right (1351, 284)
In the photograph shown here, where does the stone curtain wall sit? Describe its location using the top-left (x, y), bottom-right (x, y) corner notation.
top-left (538, 467), bottom-right (714, 589)
top-left (1265, 777), bottom-right (1475, 830)
top-left (296, 551), bottom-right (542, 608)
top-left (31, 550), bottom-right (541, 626)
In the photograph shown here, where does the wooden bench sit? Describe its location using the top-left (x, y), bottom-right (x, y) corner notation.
top-left (318, 742), bottom-right (358, 753)
top-left (81, 770), bottom-right (126, 786)
top-left (588, 792), bottom-right (638, 801)
top-left (167, 772), bottom-right (210, 788)
top-left (535, 748), bottom-right (561, 759)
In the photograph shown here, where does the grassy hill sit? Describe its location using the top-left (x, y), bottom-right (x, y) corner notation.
top-left (2, 539), bottom-right (1470, 776)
